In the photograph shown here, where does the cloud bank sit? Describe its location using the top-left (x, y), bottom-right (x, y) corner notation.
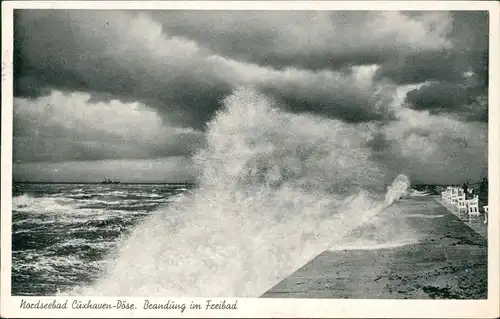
top-left (12, 10), bottom-right (489, 183)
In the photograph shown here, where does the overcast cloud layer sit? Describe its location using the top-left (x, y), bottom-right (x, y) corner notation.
top-left (12, 10), bottom-right (489, 183)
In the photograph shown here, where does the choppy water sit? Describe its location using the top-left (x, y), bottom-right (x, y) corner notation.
top-left (12, 182), bottom-right (191, 296)
top-left (12, 88), bottom-right (415, 297)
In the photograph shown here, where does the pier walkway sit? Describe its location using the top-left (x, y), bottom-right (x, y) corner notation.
top-left (261, 196), bottom-right (487, 299)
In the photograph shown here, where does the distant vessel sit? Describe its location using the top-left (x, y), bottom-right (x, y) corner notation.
top-left (101, 178), bottom-right (121, 184)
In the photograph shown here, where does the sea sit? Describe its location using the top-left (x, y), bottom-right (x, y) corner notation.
top-left (11, 88), bottom-right (417, 297)
top-left (12, 182), bottom-right (192, 296)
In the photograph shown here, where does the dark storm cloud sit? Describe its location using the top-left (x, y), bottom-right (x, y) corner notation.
top-left (12, 8), bottom-right (490, 174)
top-left (405, 82), bottom-right (472, 111)
top-left (261, 85), bottom-right (387, 123)
top-left (13, 10), bottom-right (233, 130)
top-left (384, 12), bottom-right (488, 121)
top-left (405, 85), bottom-right (487, 124)
top-left (374, 50), bottom-right (466, 84)
top-left (159, 10), bottom-right (488, 122)
top-left (377, 11), bottom-right (489, 121)
top-left (13, 91), bottom-right (205, 162)
top-left (404, 81), bottom-right (488, 122)
top-left (151, 11), bottom-right (449, 71)
top-left (157, 11), bottom-right (398, 71)
top-left (376, 11), bottom-right (488, 84)
top-left (14, 10), bottom-right (395, 128)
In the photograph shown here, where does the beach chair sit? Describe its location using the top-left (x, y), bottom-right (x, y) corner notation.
top-left (450, 188), bottom-right (460, 207)
top-left (456, 194), bottom-right (467, 213)
top-left (448, 187), bottom-right (455, 201)
top-left (483, 205), bottom-right (488, 224)
top-left (466, 195), bottom-right (480, 218)
top-left (444, 186), bottom-right (454, 203)
top-left (442, 188), bottom-right (450, 201)
top-left (451, 187), bottom-right (458, 202)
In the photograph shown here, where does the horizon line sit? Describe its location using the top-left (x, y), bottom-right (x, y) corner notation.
top-left (11, 181), bottom-right (457, 186)
top-left (12, 181), bottom-right (197, 185)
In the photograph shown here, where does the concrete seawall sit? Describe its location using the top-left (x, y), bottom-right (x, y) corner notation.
top-left (261, 196), bottom-right (487, 299)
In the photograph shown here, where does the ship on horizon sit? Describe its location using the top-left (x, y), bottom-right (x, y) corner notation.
top-left (101, 178), bottom-right (121, 184)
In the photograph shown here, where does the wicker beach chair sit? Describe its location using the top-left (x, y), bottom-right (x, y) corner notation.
top-left (466, 195), bottom-right (480, 218)
top-left (442, 188), bottom-right (450, 201)
top-left (445, 187), bottom-right (452, 202)
top-left (450, 188), bottom-right (461, 207)
top-left (456, 194), bottom-right (467, 213)
top-left (442, 188), bottom-right (448, 201)
top-left (444, 186), bottom-right (453, 202)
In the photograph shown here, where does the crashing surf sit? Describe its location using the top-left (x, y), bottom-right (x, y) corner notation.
top-left (65, 88), bottom-right (410, 297)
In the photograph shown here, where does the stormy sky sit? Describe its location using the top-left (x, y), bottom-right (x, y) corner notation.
top-left (12, 10), bottom-right (489, 183)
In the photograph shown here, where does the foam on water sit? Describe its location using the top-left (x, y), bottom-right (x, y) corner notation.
top-left (12, 183), bottom-right (189, 295)
top-left (385, 174), bottom-right (411, 203)
top-left (410, 189), bottom-right (431, 197)
top-left (329, 239), bottom-right (419, 251)
top-left (13, 194), bottom-right (79, 213)
top-left (13, 198), bottom-right (146, 227)
top-left (68, 88), bottom-right (410, 297)
top-left (406, 213), bottom-right (445, 219)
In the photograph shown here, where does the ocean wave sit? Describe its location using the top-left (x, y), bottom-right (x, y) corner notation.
top-left (13, 194), bottom-right (80, 213)
top-left (13, 253), bottom-right (91, 271)
top-left (13, 207), bottom-right (148, 229)
top-left (13, 253), bottom-right (104, 283)
top-left (69, 88), bottom-right (410, 297)
top-left (49, 238), bottom-right (118, 251)
top-left (409, 189), bottom-right (431, 197)
top-left (12, 193), bottom-right (168, 217)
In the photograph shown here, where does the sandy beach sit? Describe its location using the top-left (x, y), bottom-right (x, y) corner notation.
top-left (262, 195), bottom-right (487, 299)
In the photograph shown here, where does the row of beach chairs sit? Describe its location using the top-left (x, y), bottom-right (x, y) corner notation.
top-left (441, 186), bottom-right (488, 224)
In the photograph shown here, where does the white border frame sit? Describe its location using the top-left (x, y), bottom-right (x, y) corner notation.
top-left (1, 2), bottom-right (499, 318)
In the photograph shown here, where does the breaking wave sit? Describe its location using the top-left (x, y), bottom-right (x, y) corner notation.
top-left (385, 174), bottom-right (411, 203)
top-left (13, 194), bottom-right (78, 213)
top-left (67, 87), bottom-right (409, 297)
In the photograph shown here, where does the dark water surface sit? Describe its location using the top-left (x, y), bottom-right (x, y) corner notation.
top-left (11, 182), bottom-right (191, 296)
